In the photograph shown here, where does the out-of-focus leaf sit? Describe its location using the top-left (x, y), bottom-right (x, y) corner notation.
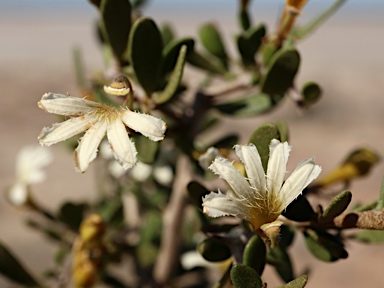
top-left (99, 197), bottom-right (124, 225)
top-left (0, 242), bottom-right (40, 287)
top-left (88, 0), bottom-right (101, 8)
top-left (161, 23), bottom-right (175, 47)
top-left (161, 38), bottom-right (194, 77)
top-left (187, 181), bottom-right (210, 208)
top-left (283, 195), bottom-right (317, 222)
top-left (154, 45), bottom-right (188, 104)
top-left (127, 17), bottom-right (163, 95)
top-left (135, 134), bottom-right (159, 164)
top-left (279, 225), bottom-right (295, 248)
top-left (100, 0), bottom-right (132, 63)
top-left (58, 202), bottom-right (87, 231)
top-left (239, 10), bottom-right (251, 31)
top-left (131, 0), bottom-right (150, 9)
top-left (93, 87), bottom-right (119, 107)
top-left (353, 230), bottom-right (384, 244)
top-left (243, 235), bottom-right (266, 275)
top-left (215, 93), bottom-right (272, 117)
top-left (236, 25), bottom-right (266, 68)
top-left (277, 274), bottom-right (308, 288)
top-left (304, 229), bottom-right (348, 262)
top-left (276, 121), bottom-right (289, 142)
top-left (267, 246), bottom-right (294, 283)
top-left (319, 191), bottom-right (352, 223)
top-left (260, 49), bottom-right (300, 102)
top-left (199, 23), bottom-right (229, 69)
top-left (187, 50), bottom-right (228, 75)
top-left (262, 42), bottom-right (278, 65)
top-left (249, 123), bottom-right (281, 171)
top-left (230, 264), bottom-right (263, 288)
top-left (197, 238), bottom-right (232, 262)
top-left (209, 134), bottom-right (239, 150)
top-left (301, 82), bottom-right (322, 107)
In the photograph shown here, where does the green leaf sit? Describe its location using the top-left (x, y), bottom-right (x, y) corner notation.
top-left (131, 0), bottom-right (150, 9)
top-left (187, 181), bottom-right (210, 208)
top-left (197, 238), bottom-right (232, 262)
top-left (212, 134), bottom-right (239, 149)
top-left (239, 10), bottom-right (251, 31)
top-left (301, 82), bottom-right (322, 107)
top-left (267, 246), bottom-right (294, 283)
top-left (249, 123), bottom-right (281, 171)
top-left (128, 17), bottom-right (163, 95)
top-left (160, 23), bottom-right (175, 47)
top-left (187, 50), bottom-right (228, 75)
top-left (282, 195), bottom-right (317, 222)
top-left (199, 23), bottom-right (228, 69)
top-left (100, 0), bottom-right (132, 63)
top-left (161, 38), bottom-right (194, 77)
top-left (277, 274), bottom-right (308, 288)
top-left (88, 0), bottom-right (101, 9)
top-left (0, 242), bottom-right (40, 287)
top-left (354, 230), bottom-right (384, 244)
top-left (276, 121), bottom-right (289, 142)
top-left (215, 93), bottom-right (272, 117)
top-left (98, 197), bottom-right (124, 225)
top-left (319, 191), bottom-right (352, 223)
top-left (260, 49), bottom-right (300, 102)
top-left (236, 24), bottom-right (266, 68)
top-left (279, 225), bottom-right (295, 248)
top-left (230, 264), bottom-right (263, 288)
top-left (243, 235), bottom-right (266, 275)
top-left (154, 45), bottom-right (188, 104)
top-left (304, 229), bottom-right (348, 262)
top-left (58, 202), bottom-right (87, 230)
top-left (134, 134), bottom-right (159, 164)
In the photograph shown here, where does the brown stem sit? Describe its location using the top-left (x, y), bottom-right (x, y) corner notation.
top-left (153, 154), bottom-right (191, 286)
top-left (331, 211), bottom-right (384, 230)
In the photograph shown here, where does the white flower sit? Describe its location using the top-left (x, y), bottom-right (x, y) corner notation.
top-left (202, 139), bottom-right (321, 231)
top-left (38, 93), bottom-right (167, 173)
top-left (7, 145), bottom-right (53, 206)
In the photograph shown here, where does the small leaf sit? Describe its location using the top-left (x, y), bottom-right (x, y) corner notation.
top-left (249, 123), bottom-right (281, 171)
top-left (279, 225), bottom-right (295, 248)
top-left (215, 93), bottom-right (272, 117)
top-left (236, 25), bottom-right (266, 68)
top-left (283, 195), bottom-right (317, 222)
top-left (260, 49), bottom-right (300, 102)
top-left (301, 82), bottom-right (322, 107)
top-left (197, 238), bottom-right (232, 262)
top-left (304, 229), bottom-right (348, 262)
top-left (276, 121), bottom-right (289, 142)
top-left (161, 38), bottom-right (194, 77)
top-left (239, 10), bottom-right (251, 31)
top-left (187, 50), bottom-right (228, 75)
top-left (199, 23), bottom-right (229, 68)
top-left (243, 235), bottom-right (266, 275)
top-left (230, 264), bottom-right (263, 288)
top-left (100, 0), bottom-right (132, 63)
top-left (353, 230), bottom-right (384, 244)
top-left (319, 190), bottom-right (352, 223)
top-left (277, 274), bottom-right (308, 288)
top-left (160, 23), bottom-right (175, 47)
top-left (187, 181), bottom-right (210, 208)
top-left (0, 242), bottom-right (40, 287)
top-left (154, 45), bottom-right (188, 104)
top-left (135, 134), bottom-right (159, 164)
top-left (128, 17), bottom-right (163, 95)
top-left (58, 202), bottom-right (87, 230)
top-left (267, 246), bottom-right (294, 283)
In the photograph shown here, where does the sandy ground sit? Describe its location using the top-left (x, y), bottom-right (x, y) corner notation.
top-left (1, 2), bottom-right (384, 287)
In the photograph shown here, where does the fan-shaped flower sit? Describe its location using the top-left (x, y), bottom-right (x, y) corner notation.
top-left (202, 139), bottom-right (321, 231)
top-left (38, 93), bottom-right (166, 173)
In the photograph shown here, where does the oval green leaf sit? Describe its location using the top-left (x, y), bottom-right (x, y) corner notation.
top-left (243, 235), bottom-right (266, 275)
top-left (199, 23), bottom-right (228, 68)
top-left (282, 195), bottom-right (317, 222)
top-left (277, 274), bottom-right (308, 288)
top-left (230, 264), bottom-right (263, 288)
top-left (161, 38), bottom-right (194, 77)
top-left (319, 190), bottom-right (352, 223)
top-left (197, 238), bottom-right (232, 262)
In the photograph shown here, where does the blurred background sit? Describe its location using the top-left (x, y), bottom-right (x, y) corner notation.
top-left (1, 0), bottom-right (384, 287)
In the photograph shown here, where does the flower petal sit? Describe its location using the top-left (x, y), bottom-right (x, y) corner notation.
top-left (209, 157), bottom-right (254, 199)
top-left (121, 109), bottom-right (166, 141)
top-left (38, 116), bottom-right (93, 146)
top-left (107, 119), bottom-right (137, 170)
top-left (74, 120), bottom-right (107, 173)
top-left (267, 139), bottom-right (291, 195)
top-left (38, 93), bottom-right (100, 116)
top-left (202, 191), bottom-right (252, 220)
top-left (7, 183), bottom-right (28, 207)
top-left (235, 144), bottom-right (266, 195)
top-left (280, 157), bottom-right (321, 207)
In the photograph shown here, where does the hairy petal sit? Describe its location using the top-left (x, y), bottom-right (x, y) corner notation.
top-left (74, 121), bottom-right (107, 173)
top-left (209, 157), bottom-right (254, 199)
top-left (38, 93), bottom-right (100, 116)
top-left (121, 109), bottom-right (166, 141)
top-left (235, 144), bottom-right (266, 195)
top-left (38, 116), bottom-right (93, 146)
top-left (107, 119), bottom-right (137, 169)
top-left (267, 140), bottom-right (291, 195)
top-left (281, 157), bottom-right (322, 207)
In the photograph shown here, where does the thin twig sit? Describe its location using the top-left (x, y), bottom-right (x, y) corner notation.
top-left (153, 154), bottom-right (191, 286)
